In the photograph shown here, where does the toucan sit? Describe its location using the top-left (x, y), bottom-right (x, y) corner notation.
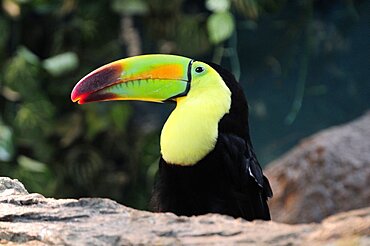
top-left (71, 54), bottom-right (272, 221)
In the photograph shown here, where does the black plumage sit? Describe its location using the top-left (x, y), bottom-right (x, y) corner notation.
top-left (151, 62), bottom-right (273, 221)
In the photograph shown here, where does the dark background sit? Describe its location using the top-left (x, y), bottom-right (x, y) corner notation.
top-left (0, 0), bottom-right (369, 210)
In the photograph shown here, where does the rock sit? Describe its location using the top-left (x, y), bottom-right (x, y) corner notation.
top-left (0, 177), bottom-right (369, 245)
top-left (0, 177), bottom-right (28, 196)
top-left (265, 111), bottom-right (370, 224)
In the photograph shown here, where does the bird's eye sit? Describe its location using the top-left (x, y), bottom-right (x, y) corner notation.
top-left (195, 66), bottom-right (205, 73)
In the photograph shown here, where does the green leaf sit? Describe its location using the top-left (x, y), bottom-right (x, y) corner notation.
top-left (0, 123), bottom-right (14, 162)
top-left (17, 155), bottom-right (47, 173)
top-left (4, 49), bottom-right (40, 97)
top-left (205, 0), bottom-right (230, 12)
top-left (112, 0), bottom-right (148, 15)
top-left (14, 155), bottom-right (55, 196)
top-left (42, 52), bottom-right (79, 77)
top-left (207, 11), bottom-right (235, 44)
top-left (17, 46), bottom-right (40, 66)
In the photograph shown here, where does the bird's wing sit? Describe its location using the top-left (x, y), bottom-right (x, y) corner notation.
top-left (218, 133), bottom-right (273, 220)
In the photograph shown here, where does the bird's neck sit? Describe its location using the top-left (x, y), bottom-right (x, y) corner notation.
top-left (160, 81), bottom-right (231, 166)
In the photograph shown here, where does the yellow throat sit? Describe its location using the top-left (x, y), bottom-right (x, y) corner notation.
top-left (160, 63), bottom-right (231, 165)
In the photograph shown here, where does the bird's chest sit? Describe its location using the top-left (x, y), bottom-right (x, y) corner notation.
top-left (160, 121), bottom-right (218, 166)
top-left (156, 149), bottom-right (234, 215)
top-left (159, 86), bottom-right (231, 166)
top-left (160, 105), bottom-right (222, 166)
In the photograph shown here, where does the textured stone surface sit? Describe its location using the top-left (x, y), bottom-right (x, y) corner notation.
top-left (0, 177), bottom-right (369, 245)
top-left (265, 111), bottom-right (370, 224)
top-left (0, 177), bottom-right (28, 196)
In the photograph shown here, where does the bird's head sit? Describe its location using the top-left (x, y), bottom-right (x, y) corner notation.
top-left (71, 54), bottom-right (248, 165)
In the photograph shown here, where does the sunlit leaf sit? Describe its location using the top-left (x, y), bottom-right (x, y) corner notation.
top-left (2, 0), bottom-right (20, 18)
top-left (18, 155), bottom-right (47, 172)
top-left (42, 52), bottom-right (79, 77)
top-left (1, 86), bottom-right (21, 101)
top-left (17, 46), bottom-right (40, 66)
top-left (14, 155), bottom-right (55, 196)
top-left (207, 11), bottom-right (235, 44)
top-left (0, 123), bottom-right (14, 161)
top-left (205, 0), bottom-right (230, 12)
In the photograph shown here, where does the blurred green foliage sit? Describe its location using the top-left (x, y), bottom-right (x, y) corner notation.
top-left (0, 0), bottom-right (369, 209)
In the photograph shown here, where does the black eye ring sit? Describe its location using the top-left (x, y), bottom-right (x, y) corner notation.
top-left (195, 66), bottom-right (205, 73)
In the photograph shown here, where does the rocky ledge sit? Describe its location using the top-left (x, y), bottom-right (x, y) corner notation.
top-left (0, 178), bottom-right (369, 245)
top-left (266, 111), bottom-right (370, 224)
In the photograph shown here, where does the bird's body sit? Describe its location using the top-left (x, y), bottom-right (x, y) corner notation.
top-left (152, 136), bottom-right (272, 220)
top-left (71, 55), bottom-right (272, 221)
top-left (152, 63), bottom-right (272, 220)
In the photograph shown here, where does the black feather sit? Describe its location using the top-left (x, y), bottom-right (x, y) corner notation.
top-left (151, 62), bottom-right (272, 221)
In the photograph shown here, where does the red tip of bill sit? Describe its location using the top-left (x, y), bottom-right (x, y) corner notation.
top-left (71, 62), bottom-right (123, 104)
